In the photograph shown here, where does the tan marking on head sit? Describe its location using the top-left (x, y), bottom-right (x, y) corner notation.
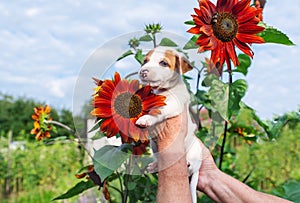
top-left (180, 57), bottom-right (193, 73)
top-left (142, 49), bottom-right (154, 66)
top-left (164, 50), bottom-right (177, 71)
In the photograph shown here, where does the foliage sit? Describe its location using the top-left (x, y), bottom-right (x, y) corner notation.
top-left (0, 139), bottom-right (81, 202)
top-left (0, 93), bottom-right (75, 140)
top-left (272, 180), bottom-right (300, 202)
top-left (234, 123), bottom-right (300, 191)
top-left (12, 0), bottom-right (299, 202)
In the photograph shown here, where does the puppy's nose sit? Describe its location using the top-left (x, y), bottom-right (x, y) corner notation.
top-left (140, 69), bottom-right (149, 79)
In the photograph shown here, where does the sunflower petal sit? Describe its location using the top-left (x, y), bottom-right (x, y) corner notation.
top-left (92, 97), bottom-right (111, 106)
top-left (115, 116), bottom-right (129, 138)
top-left (91, 107), bottom-right (112, 118)
top-left (44, 105), bottom-right (51, 114)
top-left (129, 80), bottom-right (140, 92)
top-left (225, 42), bottom-right (239, 67)
top-left (217, 0), bottom-right (237, 12)
top-left (237, 8), bottom-right (260, 24)
top-left (142, 98), bottom-right (166, 110)
top-left (200, 25), bottom-right (213, 36)
top-left (232, 0), bottom-right (251, 16)
top-left (233, 38), bottom-right (254, 58)
top-left (201, 0), bottom-right (217, 15)
top-left (238, 24), bottom-right (265, 34)
top-left (129, 122), bottom-right (140, 142)
top-left (236, 33), bottom-right (265, 44)
top-left (187, 26), bottom-right (200, 34)
top-left (114, 72), bottom-right (121, 84)
top-left (136, 85), bottom-right (152, 100)
top-left (100, 118), bottom-right (118, 138)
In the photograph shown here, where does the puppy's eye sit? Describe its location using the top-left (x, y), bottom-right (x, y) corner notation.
top-left (142, 58), bottom-right (149, 66)
top-left (159, 60), bottom-right (169, 67)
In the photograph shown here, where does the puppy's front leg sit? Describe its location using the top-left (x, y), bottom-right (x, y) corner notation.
top-left (136, 96), bottom-right (182, 127)
top-left (135, 114), bottom-right (165, 127)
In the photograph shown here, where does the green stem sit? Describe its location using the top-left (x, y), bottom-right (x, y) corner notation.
top-left (123, 156), bottom-right (133, 203)
top-left (116, 171), bottom-right (125, 202)
top-left (46, 120), bottom-right (93, 159)
top-left (153, 34), bottom-right (157, 48)
top-left (108, 185), bottom-right (122, 195)
top-left (195, 66), bottom-right (205, 130)
top-left (218, 66), bottom-right (233, 170)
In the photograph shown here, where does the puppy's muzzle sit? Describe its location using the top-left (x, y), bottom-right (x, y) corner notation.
top-left (139, 68), bottom-right (149, 79)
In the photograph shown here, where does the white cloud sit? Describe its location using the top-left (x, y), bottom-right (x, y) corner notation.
top-left (0, 0), bottom-right (299, 118)
top-left (25, 8), bottom-right (40, 17)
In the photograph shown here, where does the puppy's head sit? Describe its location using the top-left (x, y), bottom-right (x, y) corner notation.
top-left (139, 47), bottom-right (193, 89)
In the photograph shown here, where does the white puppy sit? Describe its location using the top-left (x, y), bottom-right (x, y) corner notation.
top-left (135, 46), bottom-right (202, 203)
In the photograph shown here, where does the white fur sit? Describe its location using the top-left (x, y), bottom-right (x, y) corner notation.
top-left (135, 47), bottom-right (202, 203)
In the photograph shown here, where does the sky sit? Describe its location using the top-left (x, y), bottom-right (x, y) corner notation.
top-left (0, 0), bottom-right (299, 119)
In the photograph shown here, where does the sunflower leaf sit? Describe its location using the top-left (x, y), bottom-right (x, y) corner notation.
top-left (183, 35), bottom-right (199, 50)
top-left (208, 79), bottom-right (229, 121)
top-left (88, 119), bottom-right (102, 133)
top-left (135, 49), bottom-right (144, 64)
top-left (229, 79), bottom-right (248, 117)
top-left (52, 180), bottom-right (95, 200)
top-left (117, 50), bottom-right (134, 61)
top-left (159, 38), bottom-right (178, 47)
top-left (258, 24), bottom-right (295, 46)
top-left (93, 144), bottom-right (132, 180)
top-left (184, 20), bottom-right (195, 25)
top-left (139, 34), bottom-right (153, 42)
top-left (91, 131), bottom-right (105, 140)
top-left (207, 77), bottom-right (247, 120)
top-left (233, 54), bottom-right (252, 76)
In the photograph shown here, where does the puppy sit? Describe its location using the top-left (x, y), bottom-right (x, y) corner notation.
top-left (135, 46), bottom-right (202, 203)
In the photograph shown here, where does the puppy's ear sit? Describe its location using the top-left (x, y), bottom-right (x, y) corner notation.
top-left (180, 57), bottom-right (193, 74)
top-left (174, 55), bottom-right (181, 73)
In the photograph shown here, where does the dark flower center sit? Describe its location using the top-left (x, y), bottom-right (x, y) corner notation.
top-left (212, 12), bottom-right (238, 42)
top-left (114, 92), bottom-right (142, 118)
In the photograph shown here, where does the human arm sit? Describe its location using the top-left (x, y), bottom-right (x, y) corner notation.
top-left (197, 141), bottom-right (293, 203)
top-left (152, 106), bottom-right (192, 203)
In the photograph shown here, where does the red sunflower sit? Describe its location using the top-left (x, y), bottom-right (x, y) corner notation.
top-left (188, 0), bottom-right (265, 75)
top-left (91, 72), bottom-right (166, 144)
top-left (30, 105), bottom-right (53, 141)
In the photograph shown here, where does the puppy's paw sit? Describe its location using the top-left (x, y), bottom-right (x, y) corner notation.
top-left (147, 162), bottom-right (158, 173)
top-left (136, 115), bottom-right (154, 127)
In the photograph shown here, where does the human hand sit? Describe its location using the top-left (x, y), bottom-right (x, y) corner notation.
top-left (196, 140), bottom-right (218, 192)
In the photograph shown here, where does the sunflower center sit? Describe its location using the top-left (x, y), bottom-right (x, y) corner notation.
top-left (212, 12), bottom-right (238, 42)
top-left (114, 92), bottom-right (142, 119)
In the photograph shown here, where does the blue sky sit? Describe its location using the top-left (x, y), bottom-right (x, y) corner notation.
top-left (1, 0), bottom-right (299, 119)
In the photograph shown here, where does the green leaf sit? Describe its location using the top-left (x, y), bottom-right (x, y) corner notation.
top-left (258, 24), bottom-right (294, 46)
top-left (207, 78), bottom-right (247, 121)
top-left (135, 49), bottom-right (144, 64)
top-left (233, 54), bottom-right (251, 76)
top-left (76, 165), bottom-right (92, 174)
top-left (184, 20), bottom-right (195, 25)
top-left (283, 180), bottom-right (300, 202)
top-left (273, 180), bottom-right (300, 202)
top-left (52, 180), bottom-right (95, 200)
top-left (159, 38), bottom-right (178, 47)
top-left (91, 131), bottom-right (105, 140)
top-left (139, 34), bottom-right (153, 42)
top-left (127, 182), bottom-right (137, 190)
top-left (117, 50), bottom-right (134, 61)
top-left (239, 103), bottom-right (270, 134)
top-left (183, 35), bottom-right (199, 50)
top-left (229, 79), bottom-right (248, 117)
top-left (208, 79), bottom-right (229, 121)
top-left (88, 119), bottom-right (102, 133)
top-left (202, 73), bottom-right (219, 87)
top-left (93, 144), bottom-right (132, 180)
